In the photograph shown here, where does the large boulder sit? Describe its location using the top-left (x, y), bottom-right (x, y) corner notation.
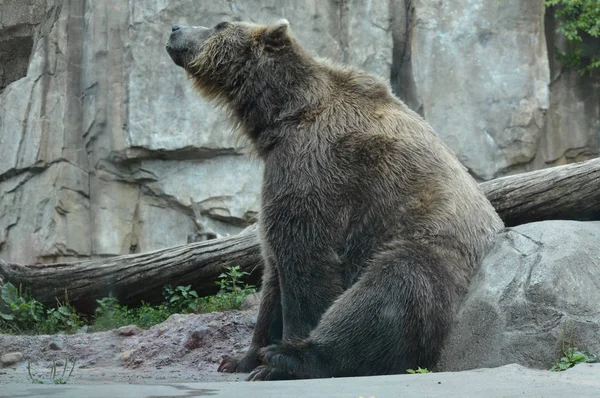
top-left (439, 220), bottom-right (600, 371)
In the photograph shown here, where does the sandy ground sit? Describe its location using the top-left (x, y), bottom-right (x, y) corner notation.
top-left (0, 309), bottom-right (257, 384)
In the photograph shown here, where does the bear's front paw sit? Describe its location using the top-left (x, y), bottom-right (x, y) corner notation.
top-left (246, 340), bottom-right (321, 380)
top-left (247, 365), bottom-right (297, 381)
top-left (217, 355), bottom-right (239, 373)
top-left (217, 348), bottom-right (262, 373)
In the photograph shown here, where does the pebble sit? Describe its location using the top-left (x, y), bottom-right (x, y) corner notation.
top-left (241, 292), bottom-right (262, 310)
top-left (49, 338), bottom-right (64, 350)
top-left (1, 352), bottom-right (23, 366)
top-left (117, 325), bottom-right (142, 336)
top-left (183, 326), bottom-right (214, 350)
top-left (121, 349), bottom-right (135, 362)
top-left (157, 327), bottom-right (167, 336)
top-left (246, 315), bottom-right (257, 327)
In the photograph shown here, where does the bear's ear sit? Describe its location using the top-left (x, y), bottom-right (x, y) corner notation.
top-left (270, 19), bottom-right (289, 35)
top-left (263, 19), bottom-right (290, 50)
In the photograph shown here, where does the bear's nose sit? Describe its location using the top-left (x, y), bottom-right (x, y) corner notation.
top-left (172, 24), bottom-right (181, 32)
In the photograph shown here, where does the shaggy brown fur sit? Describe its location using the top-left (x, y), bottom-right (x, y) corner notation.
top-left (166, 19), bottom-right (504, 380)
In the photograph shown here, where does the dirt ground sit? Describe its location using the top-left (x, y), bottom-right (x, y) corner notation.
top-left (0, 308), bottom-right (258, 385)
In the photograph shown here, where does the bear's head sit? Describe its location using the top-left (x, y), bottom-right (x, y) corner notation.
top-left (166, 19), bottom-right (301, 103)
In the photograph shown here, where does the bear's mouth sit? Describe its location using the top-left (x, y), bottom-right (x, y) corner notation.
top-left (166, 44), bottom-right (187, 68)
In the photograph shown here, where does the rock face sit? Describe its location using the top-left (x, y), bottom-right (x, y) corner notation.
top-left (0, 1), bottom-right (599, 263)
top-left (0, 1), bottom-right (62, 91)
top-left (396, 0), bottom-right (550, 180)
top-left (541, 7), bottom-right (600, 169)
top-left (439, 220), bottom-right (600, 371)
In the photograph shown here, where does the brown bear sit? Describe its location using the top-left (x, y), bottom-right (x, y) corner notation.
top-left (166, 19), bottom-right (504, 381)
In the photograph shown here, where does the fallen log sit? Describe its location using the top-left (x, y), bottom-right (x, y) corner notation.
top-left (0, 229), bottom-right (263, 313)
top-left (481, 157), bottom-right (600, 227)
top-left (1, 158), bottom-right (599, 312)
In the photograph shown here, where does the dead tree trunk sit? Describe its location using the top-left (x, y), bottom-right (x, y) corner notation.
top-left (0, 229), bottom-right (263, 313)
top-left (1, 158), bottom-right (599, 312)
top-left (480, 158), bottom-right (600, 227)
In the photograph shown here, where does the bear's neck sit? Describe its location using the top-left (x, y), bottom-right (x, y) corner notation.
top-left (230, 62), bottom-right (328, 155)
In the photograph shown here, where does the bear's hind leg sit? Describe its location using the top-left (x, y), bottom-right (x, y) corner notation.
top-left (250, 243), bottom-right (460, 380)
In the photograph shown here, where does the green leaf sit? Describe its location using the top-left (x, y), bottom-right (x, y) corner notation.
top-left (559, 362), bottom-right (571, 370)
top-left (58, 306), bottom-right (71, 316)
top-left (0, 312), bottom-right (15, 320)
top-left (571, 352), bottom-right (586, 362)
top-left (584, 353), bottom-right (598, 363)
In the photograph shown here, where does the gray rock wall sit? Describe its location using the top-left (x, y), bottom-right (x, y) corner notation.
top-left (396, 0), bottom-right (551, 180)
top-left (0, 0), bottom-right (598, 263)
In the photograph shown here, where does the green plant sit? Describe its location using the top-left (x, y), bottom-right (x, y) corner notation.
top-left (27, 359), bottom-right (77, 384)
top-left (0, 282), bottom-right (45, 333)
top-left (551, 348), bottom-right (598, 371)
top-left (544, 0), bottom-right (600, 75)
top-left (90, 295), bottom-right (130, 331)
top-left (214, 265), bottom-right (256, 309)
top-left (163, 284), bottom-right (200, 313)
top-left (1, 265), bottom-right (256, 335)
top-left (90, 295), bottom-right (170, 332)
top-left (406, 367), bottom-right (430, 374)
top-left (131, 302), bottom-right (170, 329)
top-left (550, 321), bottom-right (598, 371)
top-left (161, 266), bottom-right (256, 315)
top-left (37, 292), bottom-right (85, 334)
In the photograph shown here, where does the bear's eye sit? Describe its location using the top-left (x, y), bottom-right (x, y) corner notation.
top-left (214, 22), bottom-right (230, 31)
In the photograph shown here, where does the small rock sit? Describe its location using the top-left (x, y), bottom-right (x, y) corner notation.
top-left (241, 292), bottom-right (262, 311)
top-left (117, 325), bottom-right (142, 336)
top-left (49, 338), bottom-right (64, 350)
top-left (1, 352), bottom-right (23, 366)
top-left (246, 315), bottom-right (257, 328)
top-left (76, 325), bottom-right (89, 334)
top-left (121, 349), bottom-right (135, 362)
top-left (184, 326), bottom-right (214, 350)
top-left (156, 327), bottom-right (167, 336)
top-left (78, 359), bottom-right (95, 369)
top-left (208, 320), bottom-right (220, 328)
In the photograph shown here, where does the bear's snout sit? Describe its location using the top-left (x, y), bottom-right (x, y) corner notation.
top-left (166, 24), bottom-right (212, 69)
